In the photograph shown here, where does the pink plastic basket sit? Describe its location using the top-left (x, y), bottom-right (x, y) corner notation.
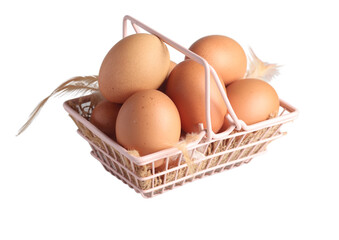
top-left (63, 16), bottom-right (298, 198)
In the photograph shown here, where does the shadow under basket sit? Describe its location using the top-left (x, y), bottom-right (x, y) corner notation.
top-left (63, 93), bottom-right (298, 198)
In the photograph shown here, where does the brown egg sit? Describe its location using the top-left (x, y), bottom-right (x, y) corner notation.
top-left (116, 89), bottom-right (181, 157)
top-left (218, 117), bottom-right (230, 133)
top-left (226, 78), bottom-right (280, 125)
top-left (167, 61), bottom-right (177, 77)
top-left (90, 100), bottom-right (121, 140)
top-left (158, 61), bottom-right (177, 93)
top-left (98, 33), bottom-right (170, 103)
top-left (166, 59), bottom-right (227, 133)
top-left (187, 35), bottom-right (247, 85)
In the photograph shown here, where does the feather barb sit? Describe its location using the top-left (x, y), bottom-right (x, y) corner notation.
top-left (16, 75), bottom-right (99, 136)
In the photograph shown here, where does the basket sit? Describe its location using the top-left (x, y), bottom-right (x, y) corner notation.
top-left (63, 16), bottom-right (299, 198)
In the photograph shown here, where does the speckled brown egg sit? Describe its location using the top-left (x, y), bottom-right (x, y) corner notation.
top-left (90, 100), bottom-right (121, 140)
top-left (226, 78), bottom-right (280, 125)
top-left (98, 33), bottom-right (170, 103)
top-left (187, 35), bottom-right (247, 85)
top-left (115, 89), bottom-right (181, 156)
top-left (158, 60), bottom-right (177, 93)
top-left (165, 59), bottom-right (228, 133)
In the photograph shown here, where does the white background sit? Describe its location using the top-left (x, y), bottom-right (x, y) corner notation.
top-left (1, 0), bottom-right (338, 239)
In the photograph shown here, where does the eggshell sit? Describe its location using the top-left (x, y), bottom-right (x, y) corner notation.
top-left (165, 59), bottom-right (227, 133)
top-left (98, 33), bottom-right (170, 103)
top-left (226, 78), bottom-right (280, 125)
top-left (115, 89), bottom-right (181, 157)
top-left (167, 61), bottom-right (177, 77)
top-left (158, 61), bottom-right (177, 93)
top-left (187, 35), bottom-right (247, 85)
top-left (90, 100), bottom-right (121, 140)
top-left (218, 117), bottom-right (231, 133)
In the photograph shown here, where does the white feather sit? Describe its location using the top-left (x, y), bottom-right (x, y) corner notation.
top-left (246, 47), bottom-right (280, 82)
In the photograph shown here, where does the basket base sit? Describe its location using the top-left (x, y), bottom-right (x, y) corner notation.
top-left (91, 149), bottom-right (262, 198)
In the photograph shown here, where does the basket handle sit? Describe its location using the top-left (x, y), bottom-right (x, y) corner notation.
top-left (122, 15), bottom-right (244, 141)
